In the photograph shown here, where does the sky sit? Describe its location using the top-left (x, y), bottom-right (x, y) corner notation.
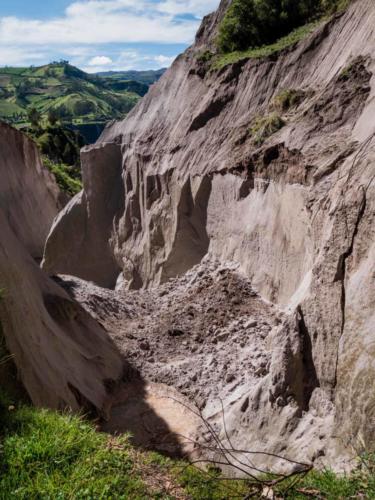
top-left (0, 0), bottom-right (220, 72)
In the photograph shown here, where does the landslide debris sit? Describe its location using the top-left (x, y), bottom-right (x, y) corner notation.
top-left (56, 258), bottom-right (330, 472)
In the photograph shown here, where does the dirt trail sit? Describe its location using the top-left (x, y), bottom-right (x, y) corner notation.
top-left (102, 382), bottom-right (200, 457)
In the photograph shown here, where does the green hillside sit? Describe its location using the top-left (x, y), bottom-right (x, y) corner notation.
top-left (0, 62), bottom-right (151, 135)
top-left (0, 63), bottom-right (165, 196)
top-left (96, 68), bottom-right (166, 86)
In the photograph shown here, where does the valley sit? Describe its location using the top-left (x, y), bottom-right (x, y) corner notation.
top-left (0, 62), bottom-right (164, 142)
top-left (0, 0), bottom-right (375, 498)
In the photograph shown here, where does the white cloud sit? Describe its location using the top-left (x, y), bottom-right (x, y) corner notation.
top-left (88, 55), bottom-right (113, 66)
top-left (65, 0), bottom-right (219, 19)
top-left (118, 50), bottom-right (142, 61)
top-left (0, 0), bottom-right (221, 46)
top-left (0, 15), bottom-right (197, 45)
top-left (61, 46), bottom-right (93, 57)
top-left (156, 0), bottom-right (220, 17)
top-left (153, 54), bottom-right (176, 66)
top-left (65, 0), bottom-right (148, 17)
top-left (0, 0), bottom-right (220, 68)
top-left (81, 50), bottom-right (178, 73)
top-left (0, 46), bottom-right (47, 66)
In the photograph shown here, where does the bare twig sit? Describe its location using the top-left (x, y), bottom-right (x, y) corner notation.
top-left (163, 395), bottom-right (311, 467)
top-left (160, 394), bottom-right (312, 498)
top-left (0, 354), bottom-right (15, 366)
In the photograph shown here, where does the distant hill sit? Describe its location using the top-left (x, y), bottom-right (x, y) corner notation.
top-left (95, 68), bottom-right (166, 86)
top-left (0, 62), bottom-right (164, 143)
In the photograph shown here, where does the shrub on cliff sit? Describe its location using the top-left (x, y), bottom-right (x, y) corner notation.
top-left (43, 157), bottom-right (82, 196)
top-left (217, 0), bottom-right (347, 53)
top-left (30, 125), bottom-right (84, 166)
top-left (272, 88), bottom-right (306, 112)
top-left (249, 112), bottom-right (285, 145)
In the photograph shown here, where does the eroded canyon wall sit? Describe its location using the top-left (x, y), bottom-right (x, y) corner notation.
top-left (0, 123), bottom-right (124, 413)
top-left (43, 0), bottom-right (375, 461)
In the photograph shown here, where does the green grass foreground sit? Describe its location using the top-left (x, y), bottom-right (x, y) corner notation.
top-left (0, 396), bottom-right (142, 499)
top-left (1, 390), bottom-right (375, 499)
top-left (0, 392), bottom-right (248, 499)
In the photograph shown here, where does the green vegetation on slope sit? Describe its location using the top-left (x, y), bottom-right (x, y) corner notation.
top-left (272, 88), bottom-right (306, 112)
top-left (97, 68), bottom-right (166, 86)
top-left (0, 391), bottom-right (248, 499)
top-left (218, 0), bottom-right (350, 53)
top-left (31, 125), bottom-right (85, 165)
top-left (23, 122), bottom-right (84, 196)
top-left (214, 20), bottom-right (321, 69)
top-left (0, 63), bottom-right (164, 196)
top-left (42, 157), bottom-right (83, 196)
top-left (214, 0), bottom-right (351, 69)
top-left (0, 398), bottom-right (148, 499)
top-left (249, 112), bottom-right (285, 145)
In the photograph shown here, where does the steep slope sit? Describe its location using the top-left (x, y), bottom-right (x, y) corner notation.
top-left (43, 0), bottom-right (375, 470)
top-left (0, 122), bottom-right (63, 259)
top-left (0, 122), bottom-right (124, 413)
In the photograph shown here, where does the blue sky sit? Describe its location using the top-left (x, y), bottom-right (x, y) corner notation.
top-left (0, 0), bottom-right (220, 72)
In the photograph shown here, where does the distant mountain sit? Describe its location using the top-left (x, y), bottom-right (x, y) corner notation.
top-left (0, 63), bottom-right (165, 143)
top-left (95, 68), bottom-right (166, 85)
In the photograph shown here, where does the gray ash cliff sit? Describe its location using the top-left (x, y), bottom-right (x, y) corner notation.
top-left (43, 0), bottom-right (375, 467)
top-left (0, 122), bottom-right (124, 414)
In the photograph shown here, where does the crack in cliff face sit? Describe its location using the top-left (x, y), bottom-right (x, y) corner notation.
top-left (297, 306), bottom-right (320, 410)
top-left (333, 188), bottom-right (367, 388)
top-left (160, 176), bottom-right (212, 283)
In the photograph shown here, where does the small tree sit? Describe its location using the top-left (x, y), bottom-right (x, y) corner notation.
top-left (63, 109), bottom-right (73, 125)
top-left (73, 100), bottom-right (96, 117)
top-left (15, 79), bottom-right (32, 100)
top-left (27, 107), bottom-right (41, 128)
top-left (56, 105), bottom-right (73, 124)
top-left (47, 108), bottom-right (59, 126)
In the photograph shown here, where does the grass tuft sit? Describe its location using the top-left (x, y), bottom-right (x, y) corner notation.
top-left (196, 50), bottom-right (214, 64)
top-left (249, 112), bottom-right (285, 145)
top-left (272, 88), bottom-right (306, 112)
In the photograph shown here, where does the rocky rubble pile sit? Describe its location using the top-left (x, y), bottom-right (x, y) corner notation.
top-left (57, 258), bottom-right (333, 471)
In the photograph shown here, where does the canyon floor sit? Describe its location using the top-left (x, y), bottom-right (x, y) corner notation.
top-left (56, 258), bottom-right (284, 459)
